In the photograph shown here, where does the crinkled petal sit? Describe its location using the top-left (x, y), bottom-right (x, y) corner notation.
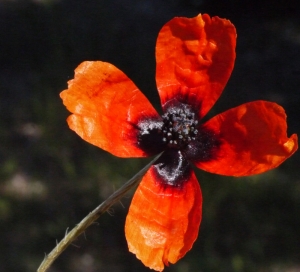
top-left (156, 14), bottom-right (236, 117)
top-left (195, 101), bottom-right (298, 176)
top-left (125, 166), bottom-right (202, 271)
top-left (60, 61), bottom-right (160, 157)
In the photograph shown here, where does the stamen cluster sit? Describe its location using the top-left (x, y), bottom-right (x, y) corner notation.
top-left (162, 106), bottom-right (198, 149)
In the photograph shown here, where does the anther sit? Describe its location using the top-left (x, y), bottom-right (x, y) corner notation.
top-left (161, 105), bottom-right (200, 149)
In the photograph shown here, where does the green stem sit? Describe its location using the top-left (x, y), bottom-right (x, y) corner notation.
top-left (37, 154), bottom-right (161, 272)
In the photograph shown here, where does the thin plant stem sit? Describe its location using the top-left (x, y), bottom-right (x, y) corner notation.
top-left (37, 153), bottom-right (161, 272)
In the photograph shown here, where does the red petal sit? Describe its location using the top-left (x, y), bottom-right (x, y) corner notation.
top-left (195, 101), bottom-right (298, 176)
top-left (125, 167), bottom-right (202, 271)
top-left (156, 14), bottom-right (236, 117)
top-left (60, 61), bottom-right (160, 157)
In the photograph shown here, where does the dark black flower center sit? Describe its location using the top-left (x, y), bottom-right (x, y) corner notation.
top-left (162, 106), bottom-right (198, 149)
top-left (135, 100), bottom-right (220, 187)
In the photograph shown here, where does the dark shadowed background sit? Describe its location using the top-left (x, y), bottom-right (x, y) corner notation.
top-left (0, 0), bottom-right (300, 271)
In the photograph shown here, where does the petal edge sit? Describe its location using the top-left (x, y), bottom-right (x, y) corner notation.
top-left (156, 14), bottom-right (236, 117)
top-left (60, 61), bottom-right (160, 157)
top-left (125, 167), bottom-right (202, 271)
top-left (195, 101), bottom-right (298, 176)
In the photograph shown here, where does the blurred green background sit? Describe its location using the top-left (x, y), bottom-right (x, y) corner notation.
top-left (0, 0), bottom-right (299, 271)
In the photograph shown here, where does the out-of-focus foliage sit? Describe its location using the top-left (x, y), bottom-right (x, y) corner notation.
top-left (0, 0), bottom-right (299, 271)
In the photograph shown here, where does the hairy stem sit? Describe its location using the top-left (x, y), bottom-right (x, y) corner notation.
top-left (37, 154), bottom-right (161, 272)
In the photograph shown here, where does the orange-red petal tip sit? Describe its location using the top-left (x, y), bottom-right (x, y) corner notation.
top-left (60, 61), bottom-right (160, 157)
top-left (197, 101), bottom-right (298, 176)
top-left (125, 167), bottom-right (202, 271)
top-left (156, 14), bottom-right (236, 117)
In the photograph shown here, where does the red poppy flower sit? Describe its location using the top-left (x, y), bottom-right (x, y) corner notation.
top-left (60, 14), bottom-right (298, 271)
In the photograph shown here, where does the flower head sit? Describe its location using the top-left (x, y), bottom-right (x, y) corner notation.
top-left (60, 14), bottom-right (298, 271)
